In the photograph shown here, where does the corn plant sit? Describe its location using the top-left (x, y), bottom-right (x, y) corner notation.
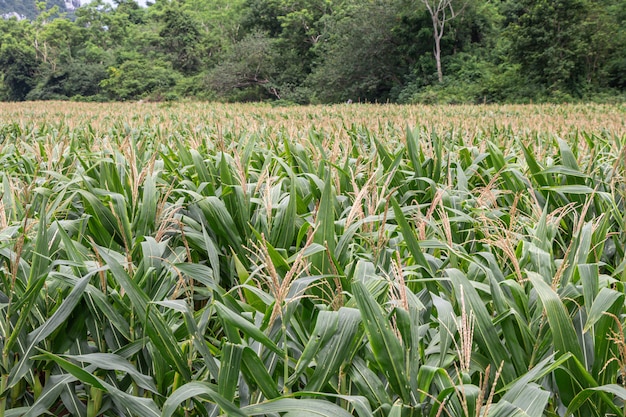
top-left (0, 103), bottom-right (625, 417)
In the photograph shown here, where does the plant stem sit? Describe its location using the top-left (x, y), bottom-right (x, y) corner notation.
top-left (282, 314), bottom-right (289, 395)
top-left (87, 387), bottom-right (103, 417)
top-left (0, 371), bottom-right (7, 417)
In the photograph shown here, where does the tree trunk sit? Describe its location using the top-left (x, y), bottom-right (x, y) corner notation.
top-left (432, 15), bottom-right (443, 83)
top-left (434, 36), bottom-right (443, 83)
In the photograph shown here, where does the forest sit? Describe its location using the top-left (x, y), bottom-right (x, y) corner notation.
top-left (0, 0), bottom-right (626, 104)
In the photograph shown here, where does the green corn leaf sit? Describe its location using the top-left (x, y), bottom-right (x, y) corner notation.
top-left (521, 141), bottom-right (550, 187)
top-left (27, 209), bottom-right (50, 287)
top-left (565, 384), bottom-right (626, 416)
top-left (197, 196), bottom-right (242, 249)
top-left (514, 384), bottom-right (551, 417)
top-left (391, 198), bottom-right (432, 278)
top-left (587, 287), bottom-right (624, 384)
top-left (540, 185), bottom-right (595, 194)
top-left (432, 294), bottom-right (456, 368)
top-left (153, 298), bottom-right (220, 379)
top-left (96, 246), bottom-right (192, 382)
top-left (527, 272), bottom-right (583, 362)
top-left (60, 382), bottom-right (86, 417)
top-left (487, 401), bottom-right (531, 417)
top-left (352, 280), bottom-right (411, 403)
top-left (109, 192), bottom-right (133, 250)
top-left (219, 342), bottom-right (243, 402)
top-left (31, 350), bottom-right (107, 391)
top-left (22, 373), bottom-right (81, 417)
top-left (584, 287), bottom-right (623, 332)
top-left (6, 274), bottom-right (90, 391)
top-left (104, 382), bottom-right (161, 417)
top-left (173, 262), bottom-right (221, 294)
top-left (288, 310), bottom-right (338, 385)
top-left (84, 285), bottom-right (131, 339)
top-left (416, 366), bottom-right (449, 404)
top-left (241, 398), bottom-right (354, 417)
top-left (78, 189), bottom-right (121, 246)
top-left (33, 351), bottom-right (161, 417)
top-left (241, 346), bottom-right (280, 399)
top-left (71, 353), bottom-right (158, 393)
top-left (219, 153), bottom-right (249, 239)
top-left (2, 277), bottom-right (46, 357)
top-left (348, 356), bottom-right (392, 409)
top-left (4, 212), bottom-right (50, 356)
top-left (447, 268), bottom-right (516, 383)
top-left (578, 263), bottom-right (599, 313)
top-left (271, 165), bottom-right (297, 249)
top-left (311, 170), bottom-right (335, 276)
top-left (214, 301), bottom-right (283, 355)
top-left (527, 271), bottom-right (596, 410)
top-left (162, 382), bottom-right (245, 417)
top-left (306, 307), bottom-right (362, 392)
top-left (558, 138), bottom-right (582, 174)
top-left (487, 140), bottom-right (524, 193)
top-left (135, 171), bottom-right (157, 237)
top-left (406, 127), bottom-right (424, 178)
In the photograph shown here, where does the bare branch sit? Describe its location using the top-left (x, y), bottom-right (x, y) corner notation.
top-left (420, 0), bottom-right (467, 82)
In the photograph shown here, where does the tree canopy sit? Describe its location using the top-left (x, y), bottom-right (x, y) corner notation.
top-left (1, 0), bottom-right (625, 103)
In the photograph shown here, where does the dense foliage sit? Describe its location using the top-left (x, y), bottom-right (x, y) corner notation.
top-left (0, 102), bottom-right (625, 416)
top-left (1, 0), bottom-right (626, 103)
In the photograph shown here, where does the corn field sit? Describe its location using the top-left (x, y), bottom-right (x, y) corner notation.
top-left (0, 102), bottom-right (625, 417)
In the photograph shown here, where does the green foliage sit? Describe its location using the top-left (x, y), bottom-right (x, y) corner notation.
top-left (1, 0), bottom-right (626, 102)
top-left (157, 1), bottom-right (204, 74)
top-left (27, 62), bottom-right (108, 100)
top-left (307, 0), bottom-right (405, 103)
top-left (206, 31), bottom-right (280, 100)
top-left (0, 40), bottom-right (38, 101)
top-left (503, 0), bottom-right (625, 97)
top-left (100, 59), bottom-right (179, 100)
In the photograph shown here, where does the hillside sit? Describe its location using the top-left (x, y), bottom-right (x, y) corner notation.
top-left (0, 0), bottom-right (80, 20)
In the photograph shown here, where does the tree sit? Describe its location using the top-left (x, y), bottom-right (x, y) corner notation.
top-left (580, 0), bottom-right (624, 89)
top-left (157, 2), bottom-right (203, 74)
top-left (0, 19), bottom-right (38, 101)
top-left (421, 0), bottom-right (466, 82)
top-left (606, 0), bottom-right (626, 90)
top-left (240, 0), bottom-right (334, 102)
top-left (74, 0), bottom-right (116, 50)
top-left (504, 0), bottom-right (591, 95)
top-left (33, 18), bottom-right (80, 73)
top-left (307, 0), bottom-right (407, 103)
top-left (0, 42), bottom-right (38, 100)
top-left (100, 59), bottom-right (178, 100)
top-left (178, 0), bottom-right (246, 61)
top-left (207, 31), bottom-right (280, 100)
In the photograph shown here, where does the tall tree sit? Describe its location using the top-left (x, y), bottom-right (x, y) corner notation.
top-left (240, 0), bottom-right (333, 101)
top-left (504, 0), bottom-right (592, 95)
top-left (307, 0), bottom-right (405, 102)
top-left (0, 18), bottom-right (38, 100)
top-left (421, 0), bottom-right (466, 82)
top-left (157, 1), bottom-right (203, 74)
top-left (207, 30), bottom-right (280, 100)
